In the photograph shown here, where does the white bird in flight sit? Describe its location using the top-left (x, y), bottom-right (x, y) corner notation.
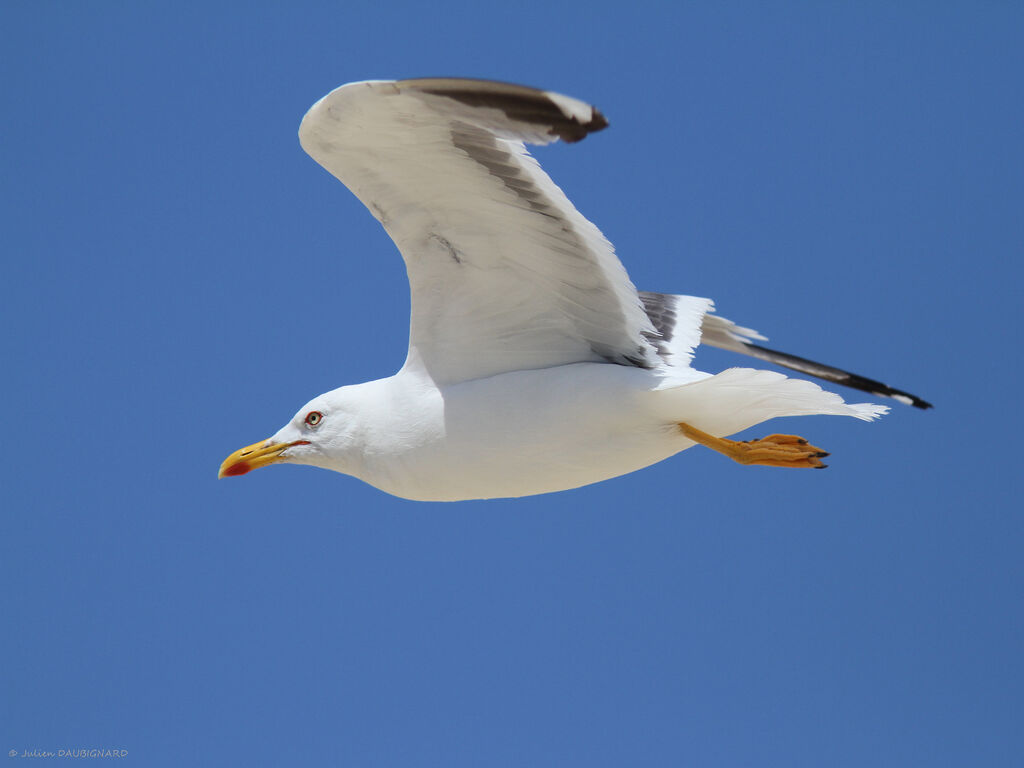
top-left (219, 78), bottom-right (929, 501)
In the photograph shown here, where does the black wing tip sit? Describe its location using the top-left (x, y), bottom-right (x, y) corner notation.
top-left (886, 390), bottom-right (934, 410)
top-left (407, 77), bottom-right (608, 143)
top-left (845, 374), bottom-right (933, 410)
top-left (562, 108), bottom-right (608, 142)
top-left (829, 376), bottom-right (934, 411)
top-left (744, 342), bottom-right (932, 410)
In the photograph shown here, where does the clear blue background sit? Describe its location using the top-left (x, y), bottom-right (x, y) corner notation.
top-left (3, 2), bottom-right (1021, 766)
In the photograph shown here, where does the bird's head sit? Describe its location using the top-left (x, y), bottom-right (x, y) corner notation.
top-left (218, 389), bottom-right (361, 479)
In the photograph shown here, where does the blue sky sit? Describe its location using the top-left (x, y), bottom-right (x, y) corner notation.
top-left (2, 2), bottom-right (1021, 766)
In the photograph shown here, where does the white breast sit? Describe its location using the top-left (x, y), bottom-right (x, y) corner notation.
top-left (350, 364), bottom-right (695, 501)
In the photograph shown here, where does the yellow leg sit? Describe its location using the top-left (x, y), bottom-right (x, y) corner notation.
top-left (678, 422), bottom-right (829, 469)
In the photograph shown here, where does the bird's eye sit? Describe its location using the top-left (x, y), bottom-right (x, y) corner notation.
top-left (304, 411), bottom-right (323, 427)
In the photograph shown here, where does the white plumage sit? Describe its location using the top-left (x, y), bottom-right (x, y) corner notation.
top-left (219, 78), bottom-right (927, 501)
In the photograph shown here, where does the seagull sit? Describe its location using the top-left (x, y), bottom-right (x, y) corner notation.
top-left (219, 78), bottom-right (929, 501)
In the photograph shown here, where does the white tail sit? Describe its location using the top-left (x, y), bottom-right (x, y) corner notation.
top-left (655, 367), bottom-right (888, 439)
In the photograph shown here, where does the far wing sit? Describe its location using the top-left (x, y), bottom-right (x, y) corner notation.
top-left (700, 313), bottom-right (933, 408)
top-left (298, 78), bottom-right (664, 384)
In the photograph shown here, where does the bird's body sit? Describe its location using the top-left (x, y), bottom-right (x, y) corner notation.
top-left (287, 361), bottom-right (886, 501)
top-left (298, 364), bottom-right (680, 501)
top-left (220, 78), bottom-right (927, 501)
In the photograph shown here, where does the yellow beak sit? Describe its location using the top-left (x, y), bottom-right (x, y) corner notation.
top-left (218, 438), bottom-right (309, 478)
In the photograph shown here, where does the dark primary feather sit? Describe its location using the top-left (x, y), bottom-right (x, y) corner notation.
top-left (732, 343), bottom-right (933, 409)
top-left (413, 78), bottom-right (609, 143)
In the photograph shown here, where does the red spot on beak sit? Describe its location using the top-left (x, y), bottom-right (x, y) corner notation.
top-left (221, 461), bottom-right (252, 477)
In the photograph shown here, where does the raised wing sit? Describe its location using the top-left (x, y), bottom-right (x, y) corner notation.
top-left (298, 78), bottom-right (665, 384)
